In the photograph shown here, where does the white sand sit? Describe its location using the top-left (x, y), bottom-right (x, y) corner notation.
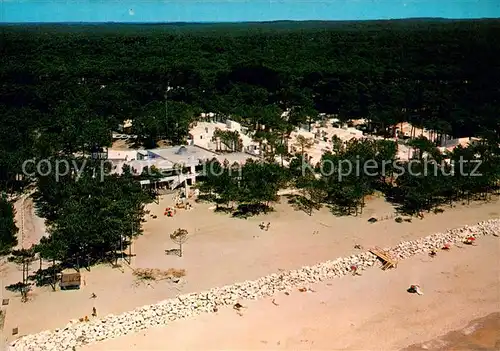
top-left (1, 194), bottom-right (499, 345)
top-left (12, 194), bottom-right (46, 250)
top-left (81, 234), bottom-right (500, 351)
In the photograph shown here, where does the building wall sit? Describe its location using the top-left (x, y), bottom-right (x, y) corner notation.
top-left (188, 120), bottom-right (260, 154)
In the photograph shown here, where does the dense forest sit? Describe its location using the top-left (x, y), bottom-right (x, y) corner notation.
top-left (2, 20), bottom-right (500, 166)
top-left (0, 20), bottom-right (499, 287)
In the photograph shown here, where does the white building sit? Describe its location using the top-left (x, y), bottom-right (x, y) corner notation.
top-left (288, 123), bottom-right (364, 165)
top-left (391, 122), bottom-right (445, 143)
top-left (106, 149), bottom-right (140, 162)
top-left (107, 145), bottom-right (257, 189)
top-left (188, 120), bottom-right (261, 156)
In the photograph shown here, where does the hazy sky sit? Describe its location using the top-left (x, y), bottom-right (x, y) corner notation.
top-left (1, 0), bottom-right (499, 23)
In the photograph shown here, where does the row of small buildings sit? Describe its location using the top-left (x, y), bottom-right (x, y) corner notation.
top-left (107, 116), bottom-right (481, 189)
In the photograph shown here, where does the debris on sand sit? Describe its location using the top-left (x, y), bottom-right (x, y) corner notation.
top-left (133, 268), bottom-right (186, 281)
top-left (233, 302), bottom-right (244, 310)
top-left (464, 236), bottom-right (476, 245)
top-left (408, 285), bottom-right (424, 295)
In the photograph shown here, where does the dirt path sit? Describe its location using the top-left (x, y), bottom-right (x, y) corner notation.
top-left (13, 192), bottom-right (46, 250)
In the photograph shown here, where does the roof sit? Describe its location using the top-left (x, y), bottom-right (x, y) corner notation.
top-left (189, 121), bottom-right (227, 136)
top-left (112, 159), bottom-right (175, 175)
top-left (350, 118), bottom-right (367, 126)
top-left (147, 145), bottom-right (218, 165)
top-left (108, 145), bottom-right (257, 175)
top-left (107, 150), bottom-right (138, 161)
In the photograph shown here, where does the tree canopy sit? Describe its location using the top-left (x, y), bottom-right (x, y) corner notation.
top-left (2, 20), bottom-right (499, 191)
top-left (0, 19), bottom-right (499, 268)
top-left (0, 196), bottom-right (18, 253)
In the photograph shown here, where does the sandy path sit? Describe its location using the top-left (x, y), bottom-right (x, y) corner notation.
top-left (12, 194), bottom-right (46, 250)
top-left (2, 196), bottom-right (499, 341)
top-left (81, 234), bottom-right (500, 351)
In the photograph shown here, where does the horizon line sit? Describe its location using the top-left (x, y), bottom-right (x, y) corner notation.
top-left (2, 17), bottom-right (499, 25)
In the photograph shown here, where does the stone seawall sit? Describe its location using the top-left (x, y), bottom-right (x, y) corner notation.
top-left (10, 219), bottom-right (500, 351)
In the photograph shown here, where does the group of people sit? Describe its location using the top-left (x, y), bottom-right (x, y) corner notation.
top-left (259, 222), bottom-right (271, 231)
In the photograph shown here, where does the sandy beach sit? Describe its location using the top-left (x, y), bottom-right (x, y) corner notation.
top-left (1, 194), bottom-right (499, 348)
top-left (81, 234), bottom-right (500, 351)
top-left (403, 312), bottom-right (500, 351)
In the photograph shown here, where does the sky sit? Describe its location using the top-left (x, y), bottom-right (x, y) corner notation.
top-left (0, 0), bottom-right (499, 23)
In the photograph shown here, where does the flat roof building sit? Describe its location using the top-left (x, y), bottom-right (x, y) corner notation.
top-left (147, 145), bottom-right (219, 166)
top-left (106, 145), bottom-right (258, 188)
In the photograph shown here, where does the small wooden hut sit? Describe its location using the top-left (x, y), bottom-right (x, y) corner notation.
top-left (60, 270), bottom-right (81, 290)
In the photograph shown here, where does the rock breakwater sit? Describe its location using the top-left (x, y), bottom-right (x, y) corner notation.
top-left (10, 219), bottom-right (500, 351)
